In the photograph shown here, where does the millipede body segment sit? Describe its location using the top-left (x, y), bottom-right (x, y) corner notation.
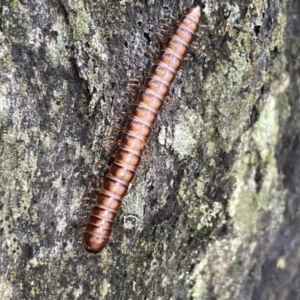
top-left (83, 6), bottom-right (201, 253)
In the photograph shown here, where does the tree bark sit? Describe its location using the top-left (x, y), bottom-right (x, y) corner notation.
top-left (0, 0), bottom-right (298, 299)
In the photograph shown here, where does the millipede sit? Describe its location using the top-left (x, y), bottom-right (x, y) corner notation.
top-left (83, 6), bottom-right (201, 253)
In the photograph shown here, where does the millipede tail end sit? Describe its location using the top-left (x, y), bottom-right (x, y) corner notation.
top-left (83, 232), bottom-right (109, 254)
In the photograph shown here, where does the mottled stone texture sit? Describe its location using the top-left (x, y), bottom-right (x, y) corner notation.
top-left (0, 0), bottom-right (297, 299)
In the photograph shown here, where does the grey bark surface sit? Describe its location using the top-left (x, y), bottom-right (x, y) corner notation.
top-left (0, 0), bottom-right (298, 299)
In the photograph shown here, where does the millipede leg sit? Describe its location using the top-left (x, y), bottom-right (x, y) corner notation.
top-left (145, 45), bottom-right (158, 61)
top-left (77, 227), bottom-right (85, 235)
top-left (199, 24), bottom-right (209, 30)
top-left (165, 14), bottom-right (177, 22)
top-left (95, 160), bottom-right (109, 170)
top-left (106, 123), bottom-right (122, 132)
top-left (138, 65), bottom-right (151, 74)
top-left (155, 29), bottom-right (166, 44)
top-left (127, 76), bottom-right (145, 96)
top-left (126, 86), bottom-right (136, 96)
top-left (80, 200), bottom-right (96, 209)
top-left (165, 92), bottom-right (174, 106)
top-left (103, 136), bottom-right (120, 153)
top-left (183, 53), bottom-right (193, 61)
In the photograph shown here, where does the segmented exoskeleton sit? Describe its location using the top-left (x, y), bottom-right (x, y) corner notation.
top-left (83, 6), bottom-right (201, 253)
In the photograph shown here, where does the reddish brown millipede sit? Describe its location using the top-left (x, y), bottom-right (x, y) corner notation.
top-left (83, 6), bottom-right (201, 253)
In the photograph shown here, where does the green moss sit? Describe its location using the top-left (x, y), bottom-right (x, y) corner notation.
top-left (0, 277), bottom-right (14, 300)
top-left (270, 12), bottom-right (286, 52)
top-left (229, 95), bottom-right (283, 234)
top-left (11, 0), bottom-right (19, 10)
top-left (1, 129), bottom-right (38, 246)
top-left (46, 21), bottom-right (71, 65)
top-left (64, 0), bottom-right (91, 42)
top-left (186, 2), bottom-right (289, 295)
top-left (171, 109), bottom-right (199, 159)
top-left (194, 202), bottom-right (223, 232)
top-left (205, 129), bottom-right (223, 155)
top-left (189, 69), bottom-right (289, 300)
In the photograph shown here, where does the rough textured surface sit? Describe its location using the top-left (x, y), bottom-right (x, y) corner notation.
top-left (0, 0), bottom-right (298, 299)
